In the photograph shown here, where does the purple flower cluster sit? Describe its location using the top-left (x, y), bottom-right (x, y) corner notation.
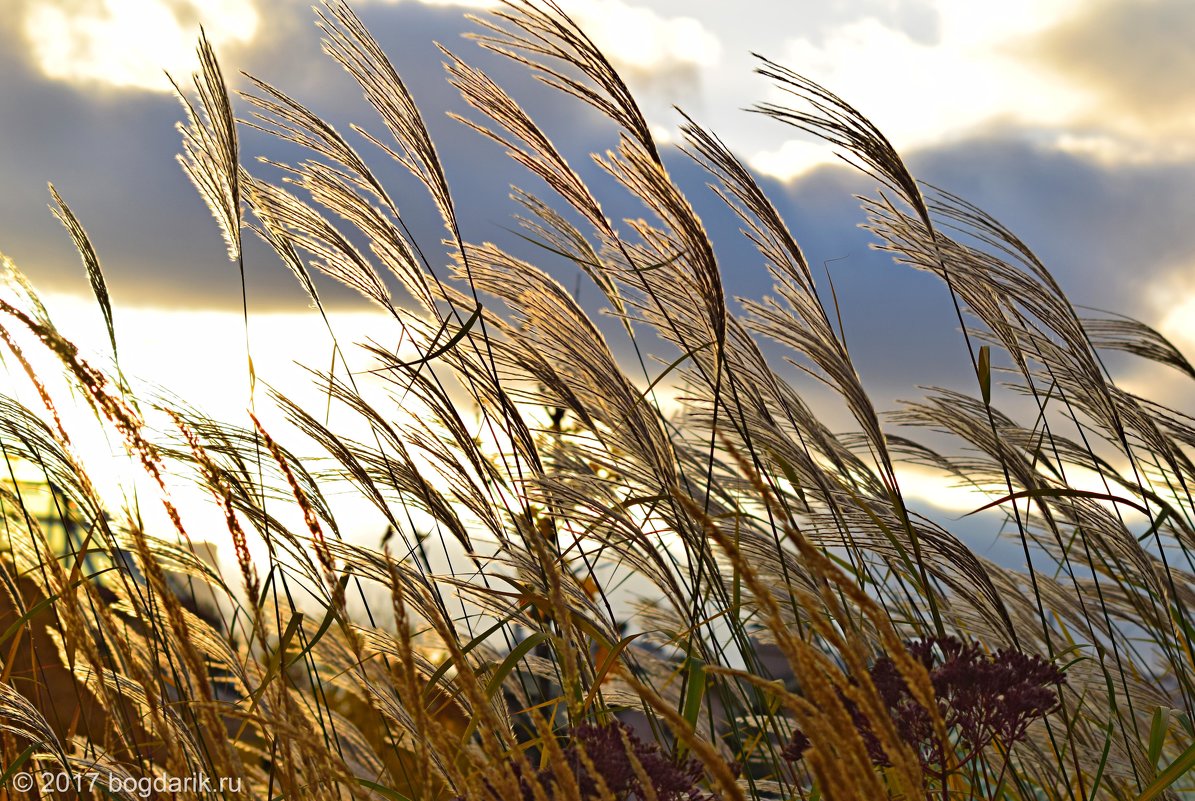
top-left (519, 721), bottom-right (718, 801)
top-left (784, 636), bottom-right (1066, 779)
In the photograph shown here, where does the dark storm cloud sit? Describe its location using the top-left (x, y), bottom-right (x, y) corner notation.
top-left (1032, 0), bottom-right (1195, 123)
top-left (910, 135), bottom-right (1195, 306)
top-left (0, 1), bottom-right (623, 310)
top-left (0, 3), bottom-right (293, 307)
top-left (4, 0), bottom-right (1194, 411)
top-left (677, 131), bottom-right (1195, 399)
top-left (660, 148), bottom-right (968, 399)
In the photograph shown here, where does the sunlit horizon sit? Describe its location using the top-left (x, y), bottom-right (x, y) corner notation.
top-left (3, 0), bottom-right (1192, 617)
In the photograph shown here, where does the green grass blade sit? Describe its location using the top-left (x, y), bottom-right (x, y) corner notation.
top-left (483, 632), bottom-right (548, 700)
top-left (358, 778), bottom-right (415, 801)
top-left (398, 302), bottom-right (482, 367)
top-left (1148, 706), bottom-right (1169, 768)
top-left (0, 744), bottom-right (36, 790)
top-left (977, 344), bottom-right (991, 405)
top-left (234, 612), bottom-right (305, 742)
top-left (1087, 721), bottom-right (1115, 799)
top-left (1137, 738), bottom-right (1195, 801)
top-left (423, 603), bottom-right (530, 702)
top-left (677, 657), bottom-right (707, 759)
top-left (581, 632), bottom-right (644, 714)
top-left (459, 632), bottom-right (549, 744)
top-left (286, 593), bottom-right (342, 670)
top-left (0, 567), bottom-right (116, 648)
top-left (964, 487), bottom-right (1151, 518)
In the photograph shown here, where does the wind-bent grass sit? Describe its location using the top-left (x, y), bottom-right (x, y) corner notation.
top-left (0, 2), bottom-right (1192, 799)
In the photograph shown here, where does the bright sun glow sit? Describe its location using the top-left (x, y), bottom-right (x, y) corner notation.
top-left (3, 293), bottom-right (409, 579)
top-left (20, 294), bottom-right (1161, 533)
top-left (22, 0), bottom-right (259, 91)
top-left (1160, 288), bottom-right (1195, 355)
top-left (897, 459), bottom-right (1152, 526)
top-left (4, 293), bottom-right (705, 579)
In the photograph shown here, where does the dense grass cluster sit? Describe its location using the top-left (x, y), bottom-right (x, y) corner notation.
top-left (0, 1), bottom-right (1192, 799)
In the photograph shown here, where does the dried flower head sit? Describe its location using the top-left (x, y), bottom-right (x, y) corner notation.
top-left (784, 636), bottom-right (1066, 782)
top-left (510, 721), bottom-right (719, 801)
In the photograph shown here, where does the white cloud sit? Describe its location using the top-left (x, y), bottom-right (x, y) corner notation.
top-left (895, 464), bottom-right (989, 514)
top-left (749, 138), bottom-right (832, 183)
top-left (896, 462), bottom-right (1149, 524)
top-left (748, 2), bottom-right (1094, 180)
top-left (363, 0), bottom-right (721, 71)
top-left (567, 0), bottom-right (720, 71)
top-left (22, 0), bottom-right (259, 92)
top-left (366, 0), bottom-right (493, 6)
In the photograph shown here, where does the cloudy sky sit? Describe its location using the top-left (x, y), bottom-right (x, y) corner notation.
top-left (1, 0), bottom-right (1193, 533)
